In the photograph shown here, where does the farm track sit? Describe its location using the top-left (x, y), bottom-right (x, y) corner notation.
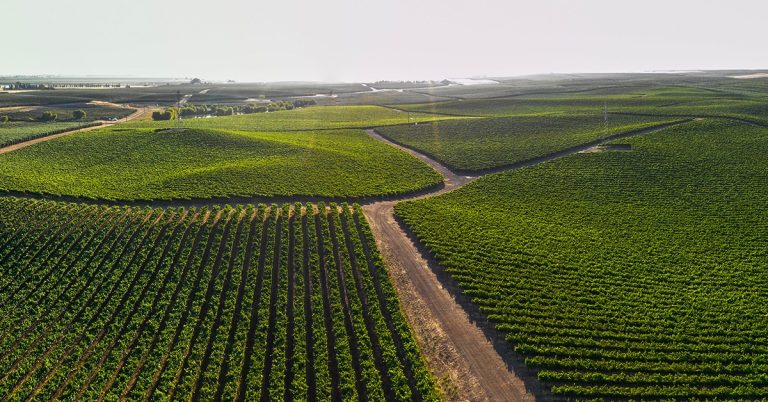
top-left (0, 114), bottom-right (696, 400)
top-left (360, 120), bottom-right (693, 401)
top-left (0, 106), bottom-right (152, 155)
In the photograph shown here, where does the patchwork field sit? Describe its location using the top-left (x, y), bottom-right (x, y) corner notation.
top-left (0, 122), bottom-right (99, 148)
top-left (129, 105), bottom-right (463, 132)
top-left (0, 103), bottom-right (134, 122)
top-left (376, 113), bottom-right (679, 171)
top-left (1, 73), bottom-right (768, 401)
top-left (395, 119), bottom-right (768, 399)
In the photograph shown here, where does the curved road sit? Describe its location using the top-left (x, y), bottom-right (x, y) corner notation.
top-left (0, 112), bottom-right (690, 400)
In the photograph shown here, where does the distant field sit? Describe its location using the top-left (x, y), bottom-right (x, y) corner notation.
top-left (189, 82), bottom-right (369, 103)
top-left (0, 82), bottom-right (376, 107)
top-left (0, 200), bottom-right (439, 400)
top-left (0, 127), bottom-right (442, 200)
top-left (2, 73), bottom-right (768, 400)
top-left (396, 119), bottom-right (768, 399)
top-left (129, 105), bottom-right (464, 131)
top-left (376, 113), bottom-right (678, 171)
top-left (395, 85), bottom-right (768, 125)
top-left (1, 103), bottom-right (134, 122)
top-left (0, 122), bottom-right (96, 148)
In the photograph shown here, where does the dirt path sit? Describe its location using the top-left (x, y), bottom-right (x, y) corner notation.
top-left (362, 130), bottom-right (539, 401)
top-left (361, 122), bottom-right (690, 401)
top-left (0, 106), bottom-right (153, 155)
top-left (0, 118), bottom-right (690, 400)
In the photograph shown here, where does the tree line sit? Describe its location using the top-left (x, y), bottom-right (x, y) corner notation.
top-left (152, 100), bottom-right (317, 121)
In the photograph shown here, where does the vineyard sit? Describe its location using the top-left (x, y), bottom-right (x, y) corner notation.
top-left (0, 127), bottom-right (442, 201)
top-left (0, 122), bottom-right (99, 148)
top-left (1, 72), bottom-right (768, 401)
top-left (395, 119), bottom-right (768, 399)
top-left (0, 103), bottom-right (134, 123)
top-left (0, 198), bottom-right (439, 401)
top-left (125, 105), bottom-right (463, 132)
top-left (375, 113), bottom-right (677, 171)
top-left (394, 83), bottom-right (768, 125)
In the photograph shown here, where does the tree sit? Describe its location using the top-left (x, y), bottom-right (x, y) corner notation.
top-left (215, 106), bottom-right (234, 116)
top-left (151, 109), bottom-right (177, 121)
top-left (0, 116), bottom-right (8, 123)
top-left (73, 110), bottom-right (87, 120)
top-left (190, 78), bottom-right (202, 84)
top-left (40, 111), bottom-right (57, 122)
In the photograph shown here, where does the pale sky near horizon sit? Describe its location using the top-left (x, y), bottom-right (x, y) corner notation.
top-left (3, 0), bottom-right (767, 82)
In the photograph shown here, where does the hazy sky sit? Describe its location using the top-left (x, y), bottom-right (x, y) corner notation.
top-left (3, 0), bottom-right (767, 82)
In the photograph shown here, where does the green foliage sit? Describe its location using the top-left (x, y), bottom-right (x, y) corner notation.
top-left (0, 200), bottom-right (439, 400)
top-left (0, 121), bottom-right (97, 147)
top-left (131, 105), bottom-right (463, 132)
top-left (39, 111), bottom-right (57, 122)
top-left (152, 109), bottom-right (177, 121)
top-left (0, 116), bottom-right (8, 124)
top-left (0, 104), bottom-right (133, 122)
top-left (377, 113), bottom-right (678, 171)
top-left (72, 109), bottom-right (87, 120)
top-left (0, 127), bottom-right (441, 200)
top-left (395, 119), bottom-right (768, 400)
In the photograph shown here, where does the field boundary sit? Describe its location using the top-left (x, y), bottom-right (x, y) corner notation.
top-left (608, 111), bottom-right (768, 128)
top-left (0, 106), bottom-right (151, 155)
top-left (0, 114), bottom-right (700, 401)
top-left (360, 119), bottom-right (696, 401)
top-left (371, 119), bottom-right (693, 176)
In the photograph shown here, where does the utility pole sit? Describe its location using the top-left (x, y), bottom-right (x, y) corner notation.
top-left (176, 90), bottom-right (182, 127)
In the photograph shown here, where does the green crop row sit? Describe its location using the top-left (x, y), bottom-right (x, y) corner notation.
top-left (376, 113), bottom-right (678, 171)
top-left (0, 198), bottom-right (440, 400)
top-left (395, 119), bottom-right (768, 399)
top-left (0, 127), bottom-right (442, 201)
top-left (0, 121), bottom-right (98, 148)
top-left (126, 105), bottom-right (463, 132)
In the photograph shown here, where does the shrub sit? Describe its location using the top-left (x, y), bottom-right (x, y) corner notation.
top-left (151, 109), bottom-right (177, 121)
top-left (39, 111), bottom-right (57, 122)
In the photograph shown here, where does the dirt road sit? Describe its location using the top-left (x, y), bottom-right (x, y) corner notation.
top-left (0, 106), bottom-right (152, 155)
top-left (362, 122), bottom-right (690, 401)
top-left (0, 117), bottom-right (688, 400)
top-left (363, 130), bottom-right (540, 401)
